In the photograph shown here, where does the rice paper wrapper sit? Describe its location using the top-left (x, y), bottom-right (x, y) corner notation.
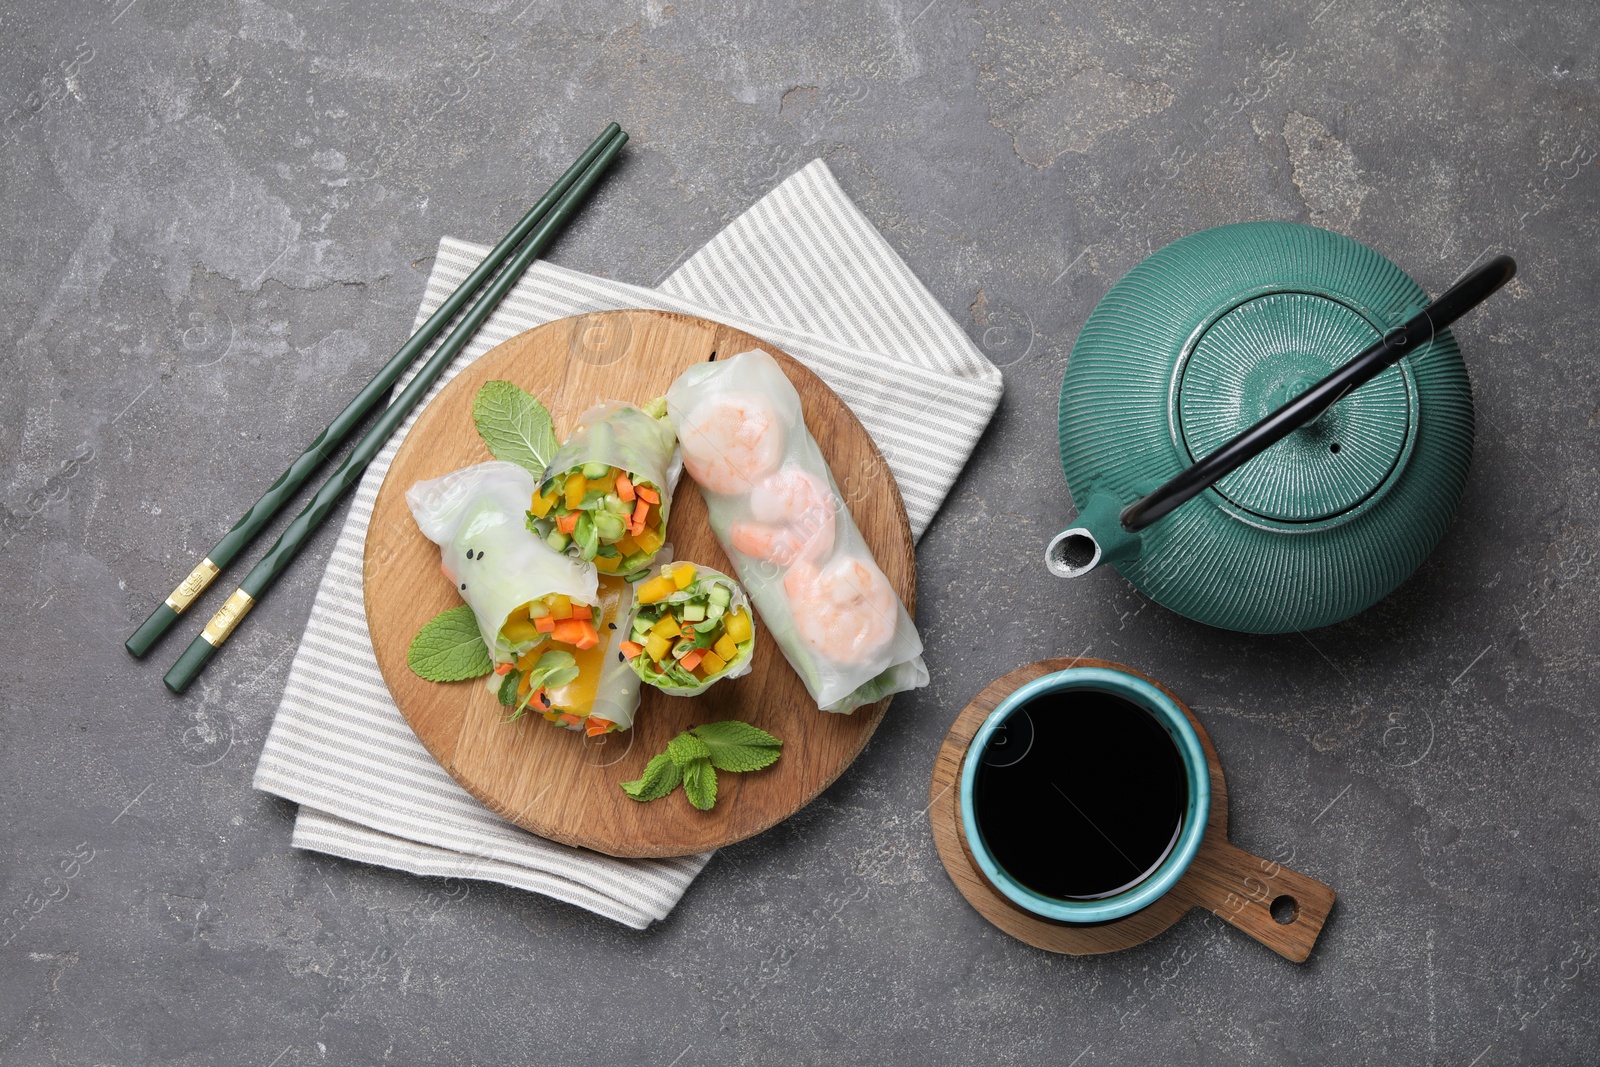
top-left (666, 350), bottom-right (927, 713)
top-left (625, 559), bottom-right (756, 697)
top-left (540, 400), bottom-right (681, 513)
top-left (405, 461), bottom-right (598, 661)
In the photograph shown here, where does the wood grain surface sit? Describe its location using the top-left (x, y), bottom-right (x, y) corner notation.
top-left (929, 658), bottom-right (1335, 962)
top-left (364, 309), bottom-right (916, 858)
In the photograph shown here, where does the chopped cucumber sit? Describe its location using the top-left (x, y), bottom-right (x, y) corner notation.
top-left (681, 603), bottom-right (706, 622)
top-left (581, 461), bottom-right (611, 479)
top-left (593, 511), bottom-right (626, 542)
top-left (620, 550), bottom-right (651, 572)
top-left (623, 569), bottom-right (651, 583)
top-left (708, 585), bottom-right (731, 607)
top-left (545, 530), bottom-right (570, 552)
top-left (707, 602), bottom-right (725, 620)
top-left (693, 617), bottom-right (720, 634)
top-left (631, 616), bottom-right (653, 637)
top-left (603, 493), bottom-right (631, 515)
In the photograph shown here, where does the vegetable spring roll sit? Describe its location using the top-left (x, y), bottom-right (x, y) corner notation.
top-left (406, 461), bottom-right (641, 733)
top-left (666, 350), bottom-right (928, 713)
top-left (527, 401), bottom-right (679, 574)
top-left (621, 561), bottom-right (756, 695)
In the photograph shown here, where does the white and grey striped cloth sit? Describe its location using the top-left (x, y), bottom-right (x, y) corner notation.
top-left (252, 160), bottom-right (1004, 928)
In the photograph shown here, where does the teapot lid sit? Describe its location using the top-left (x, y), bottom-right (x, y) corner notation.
top-left (1177, 291), bottom-right (1415, 522)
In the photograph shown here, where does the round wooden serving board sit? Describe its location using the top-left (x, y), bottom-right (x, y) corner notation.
top-left (365, 309), bottom-right (916, 858)
top-left (930, 659), bottom-right (1336, 962)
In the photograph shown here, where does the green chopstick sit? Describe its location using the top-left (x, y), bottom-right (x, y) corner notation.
top-left (125, 122), bottom-right (624, 659)
top-left (162, 127), bottom-right (629, 694)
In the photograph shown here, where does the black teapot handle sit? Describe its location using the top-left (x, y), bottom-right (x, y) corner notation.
top-left (1119, 255), bottom-right (1517, 533)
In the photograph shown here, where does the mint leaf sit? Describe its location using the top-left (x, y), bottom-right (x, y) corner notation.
top-left (473, 380), bottom-right (556, 477)
top-left (691, 721), bottom-right (782, 773)
top-left (666, 731), bottom-right (711, 767)
top-left (496, 669), bottom-right (521, 705)
top-left (407, 605), bottom-right (493, 681)
top-left (621, 753), bottom-right (681, 802)
top-left (681, 757), bottom-right (718, 811)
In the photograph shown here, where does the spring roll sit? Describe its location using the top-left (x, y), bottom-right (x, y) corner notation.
top-left (622, 561), bottom-right (756, 696)
top-left (527, 401), bottom-right (679, 574)
top-left (406, 461), bottom-right (641, 733)
top-left (666, 350), bottom-right (928, 713)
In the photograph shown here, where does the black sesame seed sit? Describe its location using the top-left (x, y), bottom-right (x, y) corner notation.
top-left (607, 622), bottom-right (617, 630)
top-left (460, 583), bottom-right (467, 590)
top-left (617, 651), bottom-right (624, 662)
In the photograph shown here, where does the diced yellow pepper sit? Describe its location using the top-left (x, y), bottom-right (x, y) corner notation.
top-left (723, 609), bottom-right (752, 644)
top-left (528, 490), bottom-right (557, 519)
top-left (594, 554), bottom-right (620, 574)
top-left (644, 632), bottom-right (671, 663)
top-left (526, 600), bottom-right (550, 618)
top-left (501, 617), bottom-right (542, 645)
top-left (713, 633), bottom-right (738, 662)
top-left (650, 613), bottom-right (681, 639)
top-left (671, 563), bottom-right (696, 590)
top-left (634, 526), bottom-right (663, 555)
top-left (563, 472), bottom-right (586, 510)
top-left (636, 575), bottom-right (676, 604)
top-left (615, 533), bottom-right (641, 557)
top-left (699, 650), bottom-right (727, 676)
top-left (549, 594), bottom-right (573, 620)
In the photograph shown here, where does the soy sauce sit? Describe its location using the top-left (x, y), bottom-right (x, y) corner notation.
top-left (973, 689), bottom-right (1187, 900)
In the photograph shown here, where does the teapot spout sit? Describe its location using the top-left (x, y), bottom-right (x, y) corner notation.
top-left (1045, 494), bottom-right (1142, 578)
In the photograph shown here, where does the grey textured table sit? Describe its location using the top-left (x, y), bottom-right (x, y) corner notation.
top-left (3, 1), bottom-right (1597, 1063)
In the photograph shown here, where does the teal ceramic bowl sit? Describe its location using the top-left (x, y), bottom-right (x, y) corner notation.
top-left (959, 667), bottom-right (1211, 923)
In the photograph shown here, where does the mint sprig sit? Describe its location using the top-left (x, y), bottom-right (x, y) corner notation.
top-left (473, 380), bottom-right (556, 477)
top-left (407, 605), bottom-right (493, 681)
top-left (620, 721), bottom-right (781, 811)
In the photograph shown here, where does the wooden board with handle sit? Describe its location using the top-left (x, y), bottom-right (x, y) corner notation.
top-left (365, 309), bottom-right (916, 858)
top-left (929, 658), bottom-right (1336, 962)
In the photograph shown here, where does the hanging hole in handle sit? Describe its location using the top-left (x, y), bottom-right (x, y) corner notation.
top-left (1270, 894), bottom-right (1298, 924)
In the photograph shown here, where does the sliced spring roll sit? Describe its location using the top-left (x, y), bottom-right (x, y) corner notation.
top-left (406, 461), bottom-right (641, 733)
top-left (622, 561), bottom-right (756, 696)
top-left (666, 349), bottom-right (928, 713)
top-left (527, 401), bottom-right (679, 574)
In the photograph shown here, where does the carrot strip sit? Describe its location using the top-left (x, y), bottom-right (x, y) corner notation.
top-left (559, 712), bottom-right (582, 726)
top-left (615, 473), bottom-right (636, 502)
top-left (534, 615), bottom-right (556, 633)
top-left (679, 649), bottom-right (704, 671)
top-left (631, 498), bottom-right (649, 532)
top-left (494, 662), bottom-right (514, 676)
top-left (555, 512), bottom-right (579, 534)
top-left (570, 603), bottom-right (593, 620)
top-left (635, 485), bottom-right (659, 504)
top-left (619, 640), bottom-right (644, 659)
top-left (585, 716), bottom-right (613, 737)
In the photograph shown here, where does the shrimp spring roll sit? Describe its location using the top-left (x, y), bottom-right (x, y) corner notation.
top-left (527, 401), bottom-right (679, 574)
top-left (666, 349), bottom-right (928, 713)
top-left (406, 461), bottom-right (641, 734)
top-left (622, 561), bottom-right (756, 696)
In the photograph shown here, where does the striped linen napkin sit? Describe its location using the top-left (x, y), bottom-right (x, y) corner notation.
top-left (252, 160), bottom-right (1004, 928)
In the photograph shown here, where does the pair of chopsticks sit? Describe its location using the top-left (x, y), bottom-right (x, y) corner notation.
top-left (131, 122), bottom-right (630, 693)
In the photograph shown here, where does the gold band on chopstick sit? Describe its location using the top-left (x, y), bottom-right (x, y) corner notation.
top-left (200, 588), bottom-right (255, 647)
top-left (165, 558), bottom-right (221, 613)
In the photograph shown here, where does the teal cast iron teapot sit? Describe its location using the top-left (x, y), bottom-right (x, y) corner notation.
top-left (1049, 222), bottom-right (1514, 633)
